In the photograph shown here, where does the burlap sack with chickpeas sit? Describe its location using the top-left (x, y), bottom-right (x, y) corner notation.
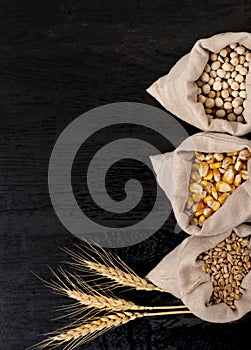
top-left (146, 224), bottom-right (251, 323)
top-left (150, 132), bottom-right (251, 236)
top-left (147, 32), bottom-right (251, 136)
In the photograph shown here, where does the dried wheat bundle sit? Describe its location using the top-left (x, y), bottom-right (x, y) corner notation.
top-left (29, 244), bottom-right (191, 350)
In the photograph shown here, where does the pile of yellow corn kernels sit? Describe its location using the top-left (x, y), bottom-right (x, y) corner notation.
top-left (186, 148), bottom-right (250, 227)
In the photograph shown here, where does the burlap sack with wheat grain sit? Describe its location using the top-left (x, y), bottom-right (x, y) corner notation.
top-left (147, 32), bottom-right (251, 136)
top-left (146, 224), bottom-right (251, 323)
top-left (150, 132), bottom-right (251, 236)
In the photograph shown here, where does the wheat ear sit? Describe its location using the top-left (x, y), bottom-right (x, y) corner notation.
top-left (67, 289), bottom-right (188, 311)
top-left (30, 312), bottom-right (143, 350)
top-left (44, 267), bottom-right (143, 312)
top-left (85, 260), bottom-right (166, 292)
top-left (63, 243), bottom-right (168, 293)
top-left (44, 268), bottom-right (188, 314)
top-left (30, 310), bottom-right (191, 350)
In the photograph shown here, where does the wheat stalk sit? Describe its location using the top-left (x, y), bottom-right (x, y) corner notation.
top-left (30, 312), bottom-right (143, 350)
top-left (63, 243), bottom-right (168, 293)
top-left (67, 289), bottom-right (188, 311)
top-left (44, 268), bottom-right (187, 314)
top-left (30, 309), bottom-right (191, 350)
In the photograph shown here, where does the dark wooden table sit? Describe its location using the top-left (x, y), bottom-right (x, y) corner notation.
top-left (1, 1), bottom-right (251, 349)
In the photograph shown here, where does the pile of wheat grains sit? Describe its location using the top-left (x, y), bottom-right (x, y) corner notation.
top-left (198, 231), bottom-right (251, 310)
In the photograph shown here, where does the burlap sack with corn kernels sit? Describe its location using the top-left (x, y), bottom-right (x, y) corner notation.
top-left (147, 32), bottom-right (251, 136)
top-left (146, 224), bottom-right (251, 323)
top-left (150, 132), bottom-right (251, 236)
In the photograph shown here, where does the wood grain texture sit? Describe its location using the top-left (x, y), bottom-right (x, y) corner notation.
top-left (1, 0), bottom-right (251, 349)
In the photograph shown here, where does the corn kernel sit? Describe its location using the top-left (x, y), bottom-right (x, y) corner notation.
top-left (192, 163), bottom-right (200, 170)
top-left (230, 184), bottom-right (236, 193)
top-left (216, 181), bottom-right (232, 192)
top-left (192, 204), bottom-right (198, 213)
top-left (222, 168), bottom-right (235, 184)
top-left (234, 174), bottom-right (242, 186)
top-left (192, 193), bottom-right (201, 202)
top-left (211, 186), bottom-right (218, 200)
top-left (190, 217), bottom-right (199, 226)
top-left (203, 169), bottom-right (214, 180)
top-left (240, 170), bottom-right (248, 180)
top-left (207, 200), bottom-right (221, 211)
top-left (213, 168), bottom-right (221, 182)
top-left (189, 182), bottom-right (203, 194)
top-left (218, 193), bottom-right (230, 205)
top-left (200, 191), bottom-right (207, 199)
top-left (195, 209), bottom-right (205, 217)
top-left (203, 207), bottom-right (214, 218)
top-left (234, 159), bottom-right (243, 171)
top-left (195, 151), bottom-right (205, 161)
top-left (199, 162), bottom-right (209, 177)
top-left (214, 153), bottom-right (224, 161)
top-left (192, 171), bottom-right (201, 181)
top-left (204, 195), bottom-right (214, 204)
top-left (210, 162), bottom-right (222, 169)
top-left (197, 201), bottom-right (205, 211)
top-left (222, 157), bottom-right (232, 169)
top-left (239, 148), bottom-right (251, 161)
top-left (199, 215), bottom-right (206, 226)
top-left (205, 153), bottom-right (214, 163)
top-left (227, 152), bottom-right (238, 156)
top-left (201, 180), bottom-right (213, 193)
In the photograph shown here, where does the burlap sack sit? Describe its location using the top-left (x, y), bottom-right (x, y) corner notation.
top-left (146, 224), bottom-right (251, 323)
top-left (150, 132), bottom-right (251, 236)
top-left (147, 32), bottom-right (251, 136)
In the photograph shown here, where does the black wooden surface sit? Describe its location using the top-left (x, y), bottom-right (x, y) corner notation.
top-left (1, 1), bottom-right (251, 349)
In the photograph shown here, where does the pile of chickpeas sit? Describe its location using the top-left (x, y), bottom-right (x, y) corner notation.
top-left (197, 43), bottom-right (250, 123)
